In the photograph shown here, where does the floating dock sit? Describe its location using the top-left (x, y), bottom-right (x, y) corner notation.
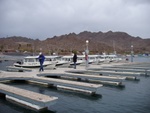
top-left (30, 76), bottom-right (102, 94)
top-left (89, 70), bottom-right (142, 76)
top-left (65, 70), bottom-right (138, 80)
top-left (88, 67), bottom-right (149, 76)
top-left (1, 62), bottom-right (149, 111)
top-left (37, 72), bottom-right (125, 87)
top-left (104, 63), bottom-right (150, 70)
top-left (0, 83), bottom-right (58, 111)
top-left (0, 71), bottom-right (102, 95)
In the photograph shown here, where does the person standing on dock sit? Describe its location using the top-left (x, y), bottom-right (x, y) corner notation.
top-left (73, 52), bottom-right (77, 69)
top-left (38, 52), bottom-right (45, 71)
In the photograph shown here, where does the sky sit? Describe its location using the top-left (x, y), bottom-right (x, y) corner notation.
top-left (0, 0), bottom-right (150, 40)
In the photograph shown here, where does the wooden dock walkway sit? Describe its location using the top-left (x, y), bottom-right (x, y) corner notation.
top-left (37, 72), bottom-right (125, 87)
top-left (89, 70), bottom-right (142, 76)
top-left (38, 72), bottom-right (126, 80)
top-left (31, 76), bottom-right (102, 92)
top-left (0, 83), bottom-right (58, 111)
top-left (88, 67), bottom-right (150, 76)
top-left (0, 71), bottom-right (102, 94)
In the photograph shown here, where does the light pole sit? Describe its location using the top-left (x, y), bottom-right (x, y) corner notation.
top-left (40, 48), bottom-right (42, 52)
top-left (85, 40), bottom-right (89, 69)
top-left (113, 40), bottom-right (116, 55)
top-left (131, 45), bottom-right (134, 62)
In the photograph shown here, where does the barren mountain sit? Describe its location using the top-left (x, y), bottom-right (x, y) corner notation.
top-left (0, 31), bottom-right (150, 55)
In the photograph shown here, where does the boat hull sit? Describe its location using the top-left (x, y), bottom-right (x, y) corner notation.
top-left (14, 63), bottom-right (56, 69)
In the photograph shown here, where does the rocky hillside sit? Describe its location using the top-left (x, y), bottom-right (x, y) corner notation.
top-left (0, 31), bottom-right (150, 55)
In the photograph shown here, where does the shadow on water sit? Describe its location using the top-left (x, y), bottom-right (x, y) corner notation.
top-left (54, 88), bottom-right (102, 100)
top-left (40, 110), bottom-right (57, 113)
top-left (0, 98), bottom-right (56, 113)
top-left (103, 84), bottom-right (126, 90)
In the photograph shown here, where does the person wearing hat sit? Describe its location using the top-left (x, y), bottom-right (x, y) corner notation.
top-left (38, 52), bottom-right (45, 71)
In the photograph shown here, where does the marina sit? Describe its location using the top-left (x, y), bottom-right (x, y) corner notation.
top-left (0, 55), bottom-right (150, 113)
top-left (1, 0), bottom-right (150, 113)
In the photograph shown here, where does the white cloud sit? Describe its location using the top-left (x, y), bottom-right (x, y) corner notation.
top-left (0, 0), bottom-right (149, 39)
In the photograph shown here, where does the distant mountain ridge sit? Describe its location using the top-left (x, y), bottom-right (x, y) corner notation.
top-left (0, 31), bottom-right (150, 55)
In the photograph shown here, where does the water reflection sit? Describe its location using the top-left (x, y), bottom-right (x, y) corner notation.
top-left (38, 87), bottom-right (45, 94)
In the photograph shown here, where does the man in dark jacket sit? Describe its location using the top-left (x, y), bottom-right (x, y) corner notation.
top-left (73, 53), bottom-right (77, 69)
top-left (38, 52), bottom-right (45, 71)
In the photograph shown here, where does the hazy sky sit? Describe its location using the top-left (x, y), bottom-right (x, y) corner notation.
top-left (0, 0), bottom-right (150, 39)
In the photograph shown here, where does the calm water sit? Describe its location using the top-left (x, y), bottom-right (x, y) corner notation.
top-left (0, 56), bottom-right (150, 113)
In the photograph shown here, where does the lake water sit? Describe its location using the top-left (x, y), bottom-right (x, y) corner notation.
top-left (0, 56), bottom-right (150, 113)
